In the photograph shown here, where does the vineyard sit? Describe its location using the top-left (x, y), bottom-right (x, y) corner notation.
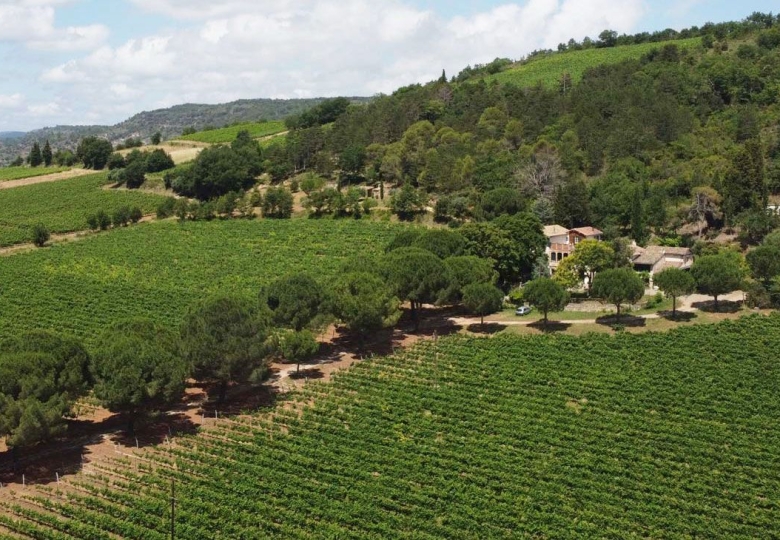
top-left (0, 167), bottom-right (70, 182)
top-left (1, 314), bottom-right (779, 538)
top-left (177, 121), bottom-right (287, 144)
top-left (482, 37), bottom-right (702, 88)
top-left (0, 172), bottom-right (165, 246)
top-left (0, 219), bottom-right (399, 345)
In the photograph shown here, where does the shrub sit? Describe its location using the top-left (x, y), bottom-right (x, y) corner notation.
top-left (32, 223), bottom-right (50, 247)
top-left (86, 213), bottom-right (100, 231)
top-left (262, 186), bottom-right (294, 219)
top-left (112, 206), bottom-right (132, 227)
top-left (87, 210), bottom-right (112, 231)
top-left (107, 153), bottom-right (126, 170)
top-left (129, 207), bottom-right (143, 224)
top-left (124, 160), bottom-right (147, 189)
top-left (145, 149), bottom-right (175, 173)
top-left (156, 197), bottom-right (176, 219)
top-left (107, 168), bottom-right (126, 185)
top-left (174, 199), bottom-right (189, 221)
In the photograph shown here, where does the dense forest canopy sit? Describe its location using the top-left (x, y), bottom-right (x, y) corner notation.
top-left (252, 13), bottom-right (780, 247)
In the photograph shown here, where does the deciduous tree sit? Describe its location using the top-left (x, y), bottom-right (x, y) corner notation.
top-left (262, 186), bottom-right (294, 218)
top-left (746, 245), bottom-right (780, 285)
top-left (570, 239), bottom-right (615, 294)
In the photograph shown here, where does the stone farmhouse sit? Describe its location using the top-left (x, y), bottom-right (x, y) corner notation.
top-left (631, 245), bottom-right (693, 285)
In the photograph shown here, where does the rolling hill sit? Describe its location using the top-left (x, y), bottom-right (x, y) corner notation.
top-left (0, 97), bottom-right (370, 165)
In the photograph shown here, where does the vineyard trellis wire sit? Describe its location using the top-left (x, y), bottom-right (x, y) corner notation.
top-left (2, 314), bottom-right (780, 538)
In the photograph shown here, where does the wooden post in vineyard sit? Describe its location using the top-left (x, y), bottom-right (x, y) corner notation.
top-left (170, 479), bottom-right (176, 540)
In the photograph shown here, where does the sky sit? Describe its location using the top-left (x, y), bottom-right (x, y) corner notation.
top-left (0, 0), bottom-right (776, 131)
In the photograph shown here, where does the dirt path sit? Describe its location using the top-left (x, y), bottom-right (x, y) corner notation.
top-left (0, 215), bottom-right (158, 257)
top-left (451, 291), bottom-right (747, 328)
top-left (0, 168), bottom-right (94, 190)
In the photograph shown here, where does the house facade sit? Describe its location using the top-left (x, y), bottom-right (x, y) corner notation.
top-left (631, 246), bottom-right (693, 285)
top-left (544, 225), bottom-right (603, 270)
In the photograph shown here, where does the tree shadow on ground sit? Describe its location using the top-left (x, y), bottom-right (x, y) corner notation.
top-left (193, 380), bottom-right (279, 416)
top-left (0, 407), bottom-right (197, 488)
top-left (110, 412), bottom-right (198, 449)
top-left (691, 299), bottom-right (742, 313)
top-left (289, 367), bottom-right (325, 381)
top-left (198, 382), bottom-right (279, 418)
top-left (595, 314), bottom-right (647, 328)
top-left (0, 432), bottom-right (93, 487)
top-left (528, 320), bottom-right (573, 333)
top-left (658, 311), bottom-right (697, 322)
top-left (466, 323), bottom-right (507, 335)
top-left (319, 307), bottom-right (463, 360)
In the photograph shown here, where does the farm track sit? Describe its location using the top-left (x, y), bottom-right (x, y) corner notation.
top-left (0, 214), bottom-right (158, 257)
top-left (0, 169), bottom-right (94, 190)
top-left (450, 292), bottom-right (746, 327)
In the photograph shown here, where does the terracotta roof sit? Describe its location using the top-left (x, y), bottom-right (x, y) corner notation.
top-left (543, 225), bottom-right (569, 237)
top-left (632, 246), bottom-right (691, 266)
top-left (571, 227), bottom-right (603, 237)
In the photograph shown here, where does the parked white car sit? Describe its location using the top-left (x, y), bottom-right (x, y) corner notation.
top-left (515, 306), bottom-right (532, 316)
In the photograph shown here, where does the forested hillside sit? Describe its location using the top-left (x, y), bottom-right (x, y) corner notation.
top-left (0, 97), bottom-right (370, 165)
top-left (257, 13), bottom-right (780, 247)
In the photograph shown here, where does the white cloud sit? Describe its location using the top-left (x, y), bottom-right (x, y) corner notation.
top-left (12, 0), bottom-right (645, 128)
top-left (27, 100), bottom-right (61, 116)
top-left (0, 93), bottom-right (24, 108)
top-left (0, 1), bottom-right (108, 51)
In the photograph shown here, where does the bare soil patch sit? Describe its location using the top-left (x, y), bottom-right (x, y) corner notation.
top-left (119, 142), bottom-right (204, 165)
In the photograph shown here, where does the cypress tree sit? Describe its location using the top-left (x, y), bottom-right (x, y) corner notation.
top-left (42, 140), bottom-right (53, 167)
top-left (28, 142), bottom-right (42, 167)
